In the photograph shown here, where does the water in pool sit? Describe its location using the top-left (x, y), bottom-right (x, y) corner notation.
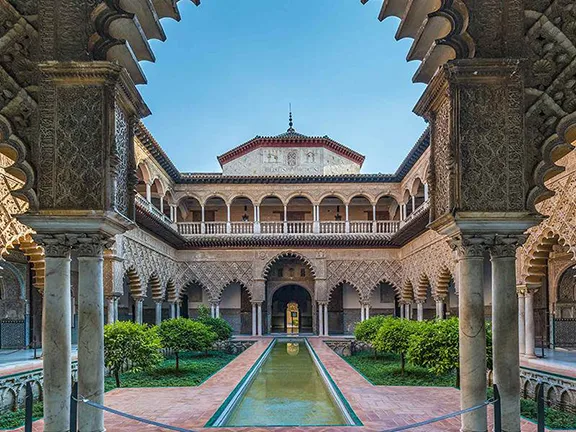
top-left (224, 340), bottom-right (347, 426)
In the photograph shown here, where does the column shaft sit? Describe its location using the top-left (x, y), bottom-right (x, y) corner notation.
top-left (155, 302), bottom-right (162, 325)
top-left (135, 299), bottom-right (143, 324)
top-left (43, 255), bottom-right (72, 432)
top-left (459, 255), bottom-right (487, 432)
top-left (518, 292), bottom-right (526, 355)
top-left (216, 304), bottom-right (220, 319)
top-left (323, 304), bottom-right (329, 336)
top-left (360, 305), bottom-right (365, 322)
top-left (78, 255), bottom-right (105, 432)
top-left (170, 303), bottom-right (176, 319)
top-left (399, 303), bottom-right (404, 319)
top-left (365, 305), bottom-right (370, 320)
top-left (318, 303), bottom-right (324, 336)
top-left (106, 297), bottom-right (115, 324)
top-left (417, 302), bottom-right (424, 321)
top-left (252, 304), bottom-right (257, 336)
top-left (491, 253), bottom-right (520, 432)
top-left (525, 291), bottom-right (536, 358)
top-left (175, 302), bottom-right (180, 318)
top-left (257, 303), bottom-right (263, 336)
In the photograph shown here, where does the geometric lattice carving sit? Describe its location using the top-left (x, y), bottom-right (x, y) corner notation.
top-left (326, 259), bottom-right (403, 302)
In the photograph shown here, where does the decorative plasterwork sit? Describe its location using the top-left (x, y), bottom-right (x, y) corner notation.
top-left (325, 259), bottom-right (403, 302)
top-left (524, 0), bottom-right (576, 210)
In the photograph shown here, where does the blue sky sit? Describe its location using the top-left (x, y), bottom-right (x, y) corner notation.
top-left (140, 0), bottom-right (427, 174)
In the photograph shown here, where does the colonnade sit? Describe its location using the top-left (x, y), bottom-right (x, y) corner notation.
top-left (517, 285), bottom-right (537, 358)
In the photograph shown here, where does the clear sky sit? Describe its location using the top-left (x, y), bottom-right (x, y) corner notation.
top-left (140, 0), bottom-right (428, 174)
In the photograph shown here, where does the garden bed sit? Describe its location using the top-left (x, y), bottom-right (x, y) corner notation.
top-left (0, 350), bottom-right (236, 430)
top-left (343, 351), bottom-right (456, 387)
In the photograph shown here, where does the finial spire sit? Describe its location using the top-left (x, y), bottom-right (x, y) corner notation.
top-left (288, 103), bottom-right (295, 132)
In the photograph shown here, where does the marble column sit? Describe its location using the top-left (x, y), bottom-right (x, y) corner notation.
top-left (452, 238), bottom-right (488, 432)
top-left (170, 302), bottom-right (176, 319)
top-left (405, 303), bottom-right (412, 320)
top-left (435, 297), bottom-right (445, 320)
top-left (39, 237), bottom-right (72, 432)
top-left (365, 304), bottom-right (370, 320)
top-left (145, 183), bottom-right (152, 202)
top-left (216, 303), bottom-right (220, 319)
top-left (113, 298), bottom-right (119, 322)
top-left (323, 304), bottom-right (329, 336)
top-left (106, 296), bottom-right (115, 324)
top-left (252, 303), bottom-right (257, 336)
top-left (76, 237), bottom-right (107, 432)
top-left (399, 303), bottom-right (405, 319)
top-left (525, 288), bottom-right (537, 358)
top-left (318, 303), bottom-right (324, 336)
top-left (135, 298), bottom-right (144, 324)
top-left (360, 304), bottom-right (365, 322)
top-left (491, 239), bottom-right (523, 432)
top-left (155, 301), bottom-right (162, 325)
top-left (175, 302), bottom-right (181, 318)
top-left (416, 300), bottom-right (424, 321)
top-left (517, 288), bottom-right (526, 355)
top-left (257, 303), bottom-right (263, 336)
top-left (345, 205), bottom-right (350, 233)
top-left (210, 304), bottom-right (215, 318)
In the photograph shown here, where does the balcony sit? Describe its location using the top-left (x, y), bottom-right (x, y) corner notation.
top-left (176, 218), bottom-right (404, 237)
top-left (135, 191), bottom-right (430, 245)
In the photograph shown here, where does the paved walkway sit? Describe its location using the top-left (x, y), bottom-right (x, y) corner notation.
top-left (11, 337), bottom-right (555, 432)
top-left (521, 349), bottom-right (576, 379)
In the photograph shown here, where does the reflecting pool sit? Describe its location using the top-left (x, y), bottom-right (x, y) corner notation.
top-left (221, 340), bottom-right (350, 426)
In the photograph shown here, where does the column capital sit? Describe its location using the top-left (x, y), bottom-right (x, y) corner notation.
top-left (415, 299), bottom-right (426, 305)
top-left (133, 296), bottom-right (145, 304)
top-left (433, 295), bottom-right (446, 302)
top-left (449, 234), bottom-right (492, 259)
top-left (73, 233), bottom-right (115, 257)
top-left (490, 234), bottom-right (527, 258)
top-left (33, 233), bottom-right (74, 258)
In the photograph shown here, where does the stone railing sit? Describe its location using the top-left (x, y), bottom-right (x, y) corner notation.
top-left (135, 193), bottom-right (174, 226)
top-left (402, 199), bottom-right (430, 225)
top-left (213, 339), bottom-right (256, 355)
top-left (0, 362), bottom-right (78, 413)
top-left (323, 339), bottom-right (372, 357)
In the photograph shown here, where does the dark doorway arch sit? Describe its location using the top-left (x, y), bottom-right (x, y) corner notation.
top-left (271, 285), bottom-right (312, 333)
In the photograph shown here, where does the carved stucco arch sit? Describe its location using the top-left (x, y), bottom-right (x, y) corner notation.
top-left (147, 272), bottom-right (163, 301)
top-left (165, 279), bottom-right (177, 302)
top-left (520, 229), bottom-right (574, 286)
top-left (125, 266), bottom-right (142, 298)
top-left (327, 280), bottom-right (363, 303)
top-left (414, 273), bottom-right (432, 300)
top-left (435, 266), bottom-right (454, 299)
top-left (213, 279), bottom-right (253, 302)
top-left (401, 280), bottom-right (414, 303)
top-left (262, 251), bottom-right (317, 279)
top-left (0, 115), bottom-right (36, 209)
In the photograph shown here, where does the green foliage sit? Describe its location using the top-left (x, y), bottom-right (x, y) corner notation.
top-left (157, 318), bottom-right (217, 369)
top-left (198, 316), bottom-right (233, 341)
top-left (104, 321), bottom-right (163, 388)
top-left (354, 315), bottom-right (388, 344)
top-left (0, 402), bottom-right (43, 430)
top-left (373, 317), bottom-right (420, 355)
top-left (197, 304), bottom-right (211, 320)
top-left (406, 318), bottom-right (459, 376)
top-left (344, 351), bottom-right (455, 387)
top-left (104, 351), bottom-right (236, 391)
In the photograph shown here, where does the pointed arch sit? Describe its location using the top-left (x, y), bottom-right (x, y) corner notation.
top-left (414, 273), bottom-right (431, 301)
top-left (125, 267), bottom-right (143, 298)
top-left (328, 280), bottom-right (363, 303)
top-left (435, 267), bottom-right (453, 299)
top-left (215, 279), bottom-right (253, 303)
top-left (165, 279), bottom-right (177, 303)
top-left (147, 273), bottom-right (162, 300)
top-left (523, 230), bottom-right (575, 286)
top-left (262, 251), bottom-right (316, 279)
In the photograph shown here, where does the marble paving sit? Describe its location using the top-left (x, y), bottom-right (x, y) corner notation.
top-left (11, 338), bottom-right (561, 431)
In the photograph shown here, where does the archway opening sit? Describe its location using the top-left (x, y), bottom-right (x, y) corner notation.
top-left (271, 285), bottom-right (312, 334)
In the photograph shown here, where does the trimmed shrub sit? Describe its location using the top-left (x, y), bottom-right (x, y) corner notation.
top-left (373, 317), bottom-right (421, 375)
top-left (354, 315), bottom-right (388, 345)
top-left (198, 316), bottom-right (233, 341)
top-left (407, 318), bottom-right (459, 376)
top-left (104, 321), bottom-right (163, 388)
top-left (157, 318), bottom-right (217, 369)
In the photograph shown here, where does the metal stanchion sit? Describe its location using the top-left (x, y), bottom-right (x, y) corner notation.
top-left (70, 381), bottom-right (78, 432)
top-left (24, 382), bottom-right (32, 432)
top-left (537, 380), bottom-right (545, 432)
top-left (493, 384), bottom-right (501, 432)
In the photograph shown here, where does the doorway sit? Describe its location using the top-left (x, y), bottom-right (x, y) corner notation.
top-left (271, 285), bottom-right (312, 333)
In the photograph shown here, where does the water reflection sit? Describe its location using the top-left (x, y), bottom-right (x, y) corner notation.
top-left (286, 342), bottom-right (299, 356)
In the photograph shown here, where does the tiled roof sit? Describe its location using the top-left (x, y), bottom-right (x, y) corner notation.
top-left (216, 129), bottom-right (366, 167)
top-left (137, 123), bottom-right (430, 185)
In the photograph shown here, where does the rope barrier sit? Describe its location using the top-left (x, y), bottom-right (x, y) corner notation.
top-left (73, 393), bottom-right (498, 432)
top-left (378, 398), bottom-right (496, 432)
top-left (75, 395), bottom-right (198, 432)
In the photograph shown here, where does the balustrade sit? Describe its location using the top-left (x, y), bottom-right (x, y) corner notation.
top-left (320, 221), bottom-right (346, 234)
top-left (260, 221), bottom-right (284, 234)
top-left (230, 221), bottom-right (254, 234)
top-left (349, 221), bottom-right (373, 233)
top-left (286, 221), bottom-right (313, 234)
top-left (177, 222), bottom-right (202, 235)
top-left (135, 193), bottom-right (173, 226)
top-left (204, 222), bottom-right (227, 235)
top-left (375, 220), bottom-right (400, 234)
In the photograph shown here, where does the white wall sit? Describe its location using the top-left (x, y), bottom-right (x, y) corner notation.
top-left (220, 283), bottom-right (241, 308)
top-left (343, 283), bottom-right (361, 308)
